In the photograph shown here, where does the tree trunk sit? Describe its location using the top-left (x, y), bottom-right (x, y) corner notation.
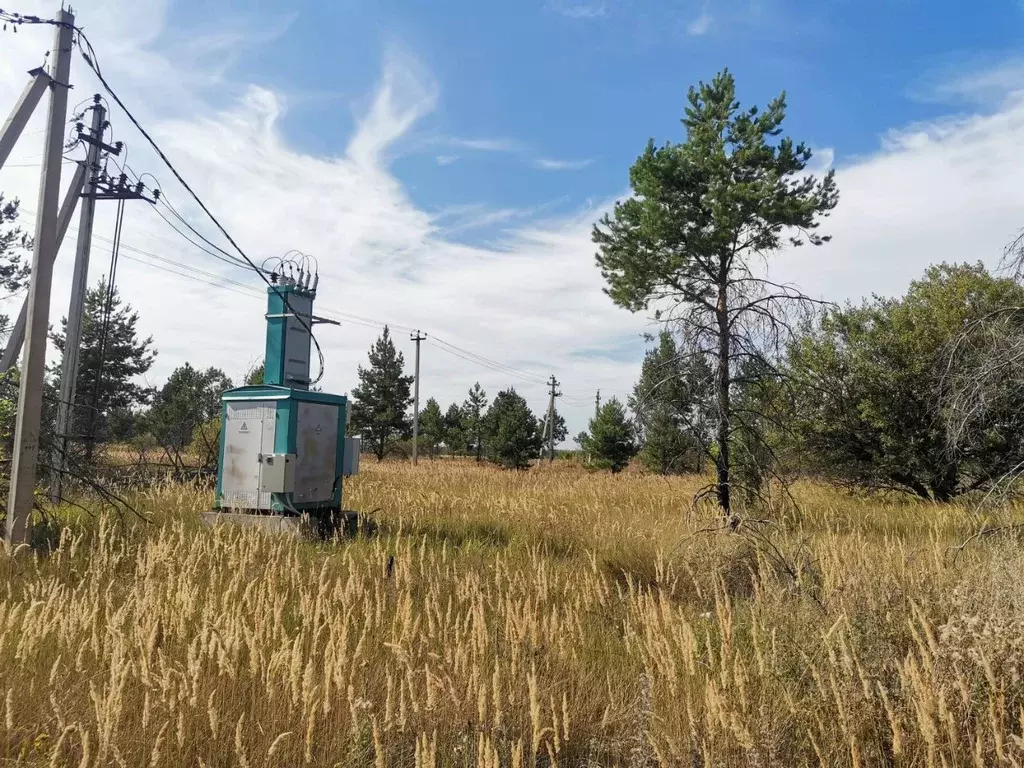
top-left (715, 282), bottom-right (731, 515)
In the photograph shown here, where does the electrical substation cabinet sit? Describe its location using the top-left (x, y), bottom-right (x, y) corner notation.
top-left (259, 453), bottom-right (296, 493)
top-left (216, 385), bottom-right (350, 514)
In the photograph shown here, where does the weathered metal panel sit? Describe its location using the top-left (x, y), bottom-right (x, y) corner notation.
top-left (220, 400), bottom-right (277, 510)
top-left (343, 437), bottom-right (360, 476)
top-left (283, 292), bottom-right (313, 388)
top-left (294, 401), bottom-right (338, 504)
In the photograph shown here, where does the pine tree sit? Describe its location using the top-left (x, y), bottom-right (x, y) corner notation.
top-left (578, 398), bottom-right (636, 473)
top-left (483, 388), bottom-right (541, 470)
top-left (630, 331), bottom-right (712, 475)
top-left (594, 69), bottom-right (838, 512)
top-left (443, 403), bottom-right (466, 455)
top-left (350, 326), bottom-right (414, 461)
top-left (50, 279), bottom-right (156, 457)
top-left (461, 382), bottom-right (489, 461)
top-left (418, 397), bottom-right (444, 458)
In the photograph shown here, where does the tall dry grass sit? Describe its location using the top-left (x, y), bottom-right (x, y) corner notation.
top-left (2, 460), bottom-right (1024, 766)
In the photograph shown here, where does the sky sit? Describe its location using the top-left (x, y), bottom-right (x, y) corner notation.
top-left (1, 0), bottom-right (1023, 442)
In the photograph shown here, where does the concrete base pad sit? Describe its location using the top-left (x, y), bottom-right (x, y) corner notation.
top-left (199, 510), bottom-right (371, 540)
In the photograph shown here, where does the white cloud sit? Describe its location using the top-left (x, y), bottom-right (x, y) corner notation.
top-left (772, 87), bottom-right (1024, 306)
top-left (436, 154), bottom-right (459, 165)
top-left (686, 12), bottom-right (713, 36)
top-left (549, 1), bottom-right (607, 19)
top-left (534, 157), bottom-right (593, 171)
top-left (913, 57), bottom-right (1024, 107)
top-left (442, 137), bottom-right (524, 152)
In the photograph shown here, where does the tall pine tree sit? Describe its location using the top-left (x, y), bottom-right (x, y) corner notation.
top-left (594, 70), bottom-right (838, 513)
top-left (350, 326), bottom-right (414, 461)
top-left (461, 382), bottom-right (488, 461)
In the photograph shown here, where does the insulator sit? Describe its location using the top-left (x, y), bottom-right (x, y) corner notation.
top-left (311, 273), bottom-right (319, 292)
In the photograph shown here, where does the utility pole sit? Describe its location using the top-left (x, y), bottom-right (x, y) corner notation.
top-left (595, 389), bottom-right (601, 418)
top-left (410, 331), bottom-right (426, 465)
top-left (51, 96), bottom-right (108, 501)
top-left (546, 375), bottom-right (561, 463)
top-left (6, 9), bottom-right (75, 547)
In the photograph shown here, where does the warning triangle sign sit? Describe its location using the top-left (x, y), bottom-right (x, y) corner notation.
top-left (239, 422), bottom-right (249, 433)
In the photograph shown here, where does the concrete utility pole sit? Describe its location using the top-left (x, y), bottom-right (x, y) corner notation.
top-left (410, 331), bottom-right (426, 465)
top-left (0, 67), bottom-right (51, 172)
top-left (52, 97), bottom-right (106, 501)
top-left (546, 374), bottom-right (561, 463)
top-left (6, 9), bottom-right (75, 547)
top-left (0, 162), bottom-right (87, 374)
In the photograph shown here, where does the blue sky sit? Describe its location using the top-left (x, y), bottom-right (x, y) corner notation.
top-left (165, 0), bottom-right (1024, 230)
top-left (2, 0), bottom-right (1024, 440)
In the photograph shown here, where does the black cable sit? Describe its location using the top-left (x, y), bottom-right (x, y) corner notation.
top-left (87, 197), bottom-right (125, 449)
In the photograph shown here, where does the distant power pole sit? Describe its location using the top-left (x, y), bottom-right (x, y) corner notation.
top-left (410, 331), bottom-right (426, 465)
top-left (6, 9), bottom-right (75, 547)
top-left (52, 97), bottom-right (107, 501)
top-left (546, 375), bottom-right (561, 463)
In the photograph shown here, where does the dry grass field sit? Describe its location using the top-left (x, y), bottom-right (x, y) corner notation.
top-left (3, 460), bottom-right (1024, 766)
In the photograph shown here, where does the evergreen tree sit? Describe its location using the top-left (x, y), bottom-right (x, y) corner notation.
top-left (482, 388), bottom-right (542, 470)
top-left (578, 397), bottom-right (637, 473)
top-left (443, 403), bottom-right (466, 455)
top-left (461, 382), bottom-right (489, 461)
top-left (418, 397), bottom-right (444, 458)
top-left (148, 363), bottom-right (233, 465)
top-left (350, 326), bottom-right (414, 461)
top-left (594, 69), bottom-right (838, 513)
top-left (0, 193), bottom-right (31, 338)
top-left (630, 331), bottom-right (712, 475)
top-left (50, 279), bottom-right (156, 455)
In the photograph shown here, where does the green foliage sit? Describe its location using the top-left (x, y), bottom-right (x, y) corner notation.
top-left (482, 388), bottom-right (542, 470)
top-left (49, 280), bottom-right (156, 449)
top-left (788, 262), bottom-right (1024, 501)
top-left (244, 362), bottom-right (265, 386)
top-left (0, 193), bottom-right (31, 335)
top-left (443, 403), bottom-right (466, 454)
top-left (630, 331), bottom-right (712, 475)
top-left (418, 397), bottom-right (444, 458)
top-left (578, 398), bottom-right (637, 473)
top-left (593, 69), bottom-right (837, 512)
top-left (350, 326), bottom-right (414, 461)
top-left (148, 363), bottom-right (233, 461)
top-left (461, 382), bottom-right (489, 461)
